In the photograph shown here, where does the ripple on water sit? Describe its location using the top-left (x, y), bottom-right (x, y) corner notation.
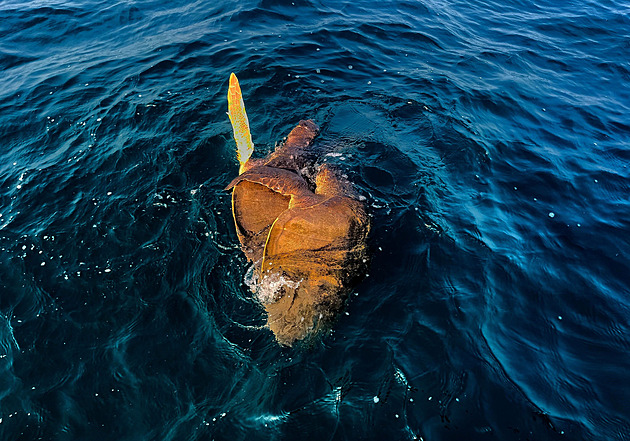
top-left (0, 0), bottom-right (629, 440)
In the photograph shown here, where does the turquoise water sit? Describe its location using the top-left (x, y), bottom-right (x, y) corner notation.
top-left (1, 0), bottom-right (629, 439)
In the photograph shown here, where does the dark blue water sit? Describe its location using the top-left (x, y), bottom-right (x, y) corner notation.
top-left (1, 0), bottom-right (629, 439)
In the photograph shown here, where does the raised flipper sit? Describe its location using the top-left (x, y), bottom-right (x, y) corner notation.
top-left (227, 73), bottom-right (254, 174)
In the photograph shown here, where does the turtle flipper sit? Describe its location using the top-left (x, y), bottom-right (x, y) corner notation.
top-left (227, 73), bottom-right (254, 174)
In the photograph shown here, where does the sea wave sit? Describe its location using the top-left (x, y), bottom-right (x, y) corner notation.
top-left (0, 0), bottom-right (628, 439)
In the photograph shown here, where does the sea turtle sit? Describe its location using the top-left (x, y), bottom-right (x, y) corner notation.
top-left (225, 73), bottom-right (370, 346)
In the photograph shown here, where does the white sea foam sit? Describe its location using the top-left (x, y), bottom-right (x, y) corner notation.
top-left (255, 272), bottom-right (302, 304)
top-left (245, 265), bottom-right (302, 305)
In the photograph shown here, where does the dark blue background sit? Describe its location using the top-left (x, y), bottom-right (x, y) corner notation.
top-left (1, 0), bottom-right (629, 439)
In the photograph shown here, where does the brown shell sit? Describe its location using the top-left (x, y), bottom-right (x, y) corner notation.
top-left (228, 119), bottom-right (370, 345)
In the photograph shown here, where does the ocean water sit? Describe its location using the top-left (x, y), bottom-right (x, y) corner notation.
top-left (1, 0), bottom-right (629, 439)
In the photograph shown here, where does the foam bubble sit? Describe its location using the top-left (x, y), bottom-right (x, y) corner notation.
top-left (255, 272), bottom-right (302, 304)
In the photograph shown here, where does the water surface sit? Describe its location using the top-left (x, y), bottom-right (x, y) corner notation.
top-left (1, 0), bottom-right (629, 440)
